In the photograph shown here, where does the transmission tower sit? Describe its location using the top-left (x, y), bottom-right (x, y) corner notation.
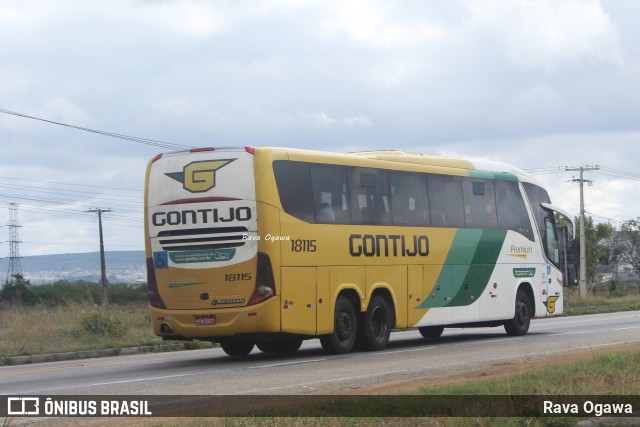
top-left (7, 203), bottom-right (23, 278)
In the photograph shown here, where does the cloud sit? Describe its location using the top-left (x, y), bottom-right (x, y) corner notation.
top-left (152, 98), bottom-right (195, 116)
top-left (39, 97), bottom-right (94, 126)
top-left (306, 111), bottom-right (372, 127)
top-left (1, 0), bottom-right (639, 256)
top-left (491, 84), bottom-right (588, 133)
top-left (321, 0), bottom-right (444, 47)
top-left (344, 115), bottom-right (372, 126)
top-left (467, 0), bottom-right (624, 70)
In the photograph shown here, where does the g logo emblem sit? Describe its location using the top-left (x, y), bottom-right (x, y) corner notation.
top-left (544, 295), bottom-right (559, 313)
top-left (166, 159), bottom-right (235, 193)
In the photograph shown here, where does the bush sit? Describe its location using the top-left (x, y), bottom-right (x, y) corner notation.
top-left (0, 275), bottom-right (36, 306)
top-left (31, 280), bottom-right (99, 306)
top-left (26, 281), bottom-right (148, 307)
top-left (76, 309), bottom-right (128, 338)
top-left (107, 283), bottom-right (148, 305)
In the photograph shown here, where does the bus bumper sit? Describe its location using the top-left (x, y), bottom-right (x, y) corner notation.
top-left (149, 296), bottom-right (281, 340)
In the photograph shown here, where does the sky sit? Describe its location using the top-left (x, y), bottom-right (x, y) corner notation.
top-left (1, 0), bottom-right (639, 265)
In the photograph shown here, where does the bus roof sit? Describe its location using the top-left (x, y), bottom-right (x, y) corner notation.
top-left (261, 147), bottom-right (541, 185)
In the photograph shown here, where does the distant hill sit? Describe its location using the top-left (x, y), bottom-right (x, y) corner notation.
top-left (0, 251), bottom-right (146, 284)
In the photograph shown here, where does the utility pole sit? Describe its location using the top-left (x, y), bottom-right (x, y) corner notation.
top-left (87, 208), bottom-right (112, 309)
top-left (565, 165), bottom-right (599, 297)
top-left (7, 203), bottom-right (23, 280)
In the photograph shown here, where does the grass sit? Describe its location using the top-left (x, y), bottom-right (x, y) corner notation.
top-left (563, 287), bottom-right (640, 316)
top-left (0, 301), bottom-right (163, 359)
top-left (418, 350), bottom-right (640, 395)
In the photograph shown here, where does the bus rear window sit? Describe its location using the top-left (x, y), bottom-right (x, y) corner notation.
top-left (273, 161), bottom-right (314, 222)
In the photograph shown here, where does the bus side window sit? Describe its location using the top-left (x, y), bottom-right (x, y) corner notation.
top-left (463, 179), bottom-right (497, 228)
top-left (545, 217), bottom-right (560, 265)
top-left (348, 168), bottom-right (391, 225)
top-left (523, 182), bottom-right (552, 242)
top-left (310, 166), bottom-right (351, 224)
top-left (427, 175), bottom-right (465, 227)
top-left (389, 172), bottom-right (429, 226)
top-left (496, 180), bottom-right (534, 241)
top-left (273, 160), bottom-right (314, 222)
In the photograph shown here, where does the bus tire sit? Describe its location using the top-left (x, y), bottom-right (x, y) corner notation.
top-left (504, 288), bottom-right (533, 336)
top-left (320, 295), bottom-right (357, 354)
top-left (257, 338), bottom-right (303, 354)
top-left (220, 339), bottom-right (255, 357)
top-left (418, 326), bottom-right (444, 339)
top-left (356, 295), bottom-right (392, 351)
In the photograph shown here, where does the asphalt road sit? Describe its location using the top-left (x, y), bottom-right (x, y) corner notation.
top-left (1, 311), bottom-right (639, 396)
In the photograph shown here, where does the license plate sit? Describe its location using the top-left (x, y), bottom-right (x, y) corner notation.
top-left (195, 315), bottom-right (216, 326)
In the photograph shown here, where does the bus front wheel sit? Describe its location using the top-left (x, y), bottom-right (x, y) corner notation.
top-left (419, 326), bottom-right (444, 339)
top-left (257, 338), bottom-right (303, 354)
top-left (504, 288), bottom-right (532, 336)
top-left (220, 339), bottom-right (255, 357)
top-left (320, 295), bottom-right (357, 354)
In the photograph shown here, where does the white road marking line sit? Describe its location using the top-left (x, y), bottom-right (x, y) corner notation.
top-left (472, 337), bottom-right (524, 344)
top-left (371, 346), bottom-right (437, 356)
top-left (549, 331), bottom-right (592, 336)
top-left (243, 358), bottom-right (329, 370)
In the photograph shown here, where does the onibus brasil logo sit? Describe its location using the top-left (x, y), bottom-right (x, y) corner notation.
top-left (165, 159), bottom-right (235, 193)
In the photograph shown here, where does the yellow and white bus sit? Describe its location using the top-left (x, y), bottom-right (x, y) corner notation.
top-left (144, 147), bottom-right (573, 356)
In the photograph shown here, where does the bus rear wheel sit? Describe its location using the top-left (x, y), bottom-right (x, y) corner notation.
top-left (220, 339), bottom-right (255, 357)
top-left (419, 326), bottom-right (444, 339)
top-left (504, 288), bottom-right (533, 336)
top-left (257, 338), bottom-right (303, 354)
top-left (356, 295), bottom-right (392, 351)
top-left (320, 295), bottom-right (357, 354)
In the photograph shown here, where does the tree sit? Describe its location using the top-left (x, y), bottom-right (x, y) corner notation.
top-left (0, 274), bottom-right (35, 305)
top-left (574, 216), bottom-right (613, 285)
top-left (609, 218), bottom-right (640, 278)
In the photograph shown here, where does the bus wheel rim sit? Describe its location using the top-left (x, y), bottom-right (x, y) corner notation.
top-left (371, 306), bottom-right (387, 341)
top-left (337, 310), bottom-right (352, 341)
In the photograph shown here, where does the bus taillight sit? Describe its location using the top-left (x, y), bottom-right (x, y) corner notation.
top-left (248, 252), bottom-right (275, 306)
top-left (146, 258), bottom-right (166, 309)
top-left (244, 146), bottom-right (255, 154)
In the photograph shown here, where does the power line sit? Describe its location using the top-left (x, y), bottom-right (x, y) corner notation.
top-left (525, 165), bottom-right (640, 181)
top-left (0, 176), bottom-right (142, 193)
top-left (0, 182), bottom-right (142, 200)
top-left (599, 166), bottom-right (640, 180)
top-left (584, 210), bottom-right (626, 226)
top-left (0, 107), bottom-right (194, 151)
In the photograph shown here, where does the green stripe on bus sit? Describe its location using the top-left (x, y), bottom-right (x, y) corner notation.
top-left (417, 228), bottom-right (507, 309)
top-left (447, 228), bottom-right (507, 307)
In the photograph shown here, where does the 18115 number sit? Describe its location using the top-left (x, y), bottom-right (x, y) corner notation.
top-left (291, 239), bottom-right (317, 252)
top-left (225, 273), bottom-right (252, 282)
